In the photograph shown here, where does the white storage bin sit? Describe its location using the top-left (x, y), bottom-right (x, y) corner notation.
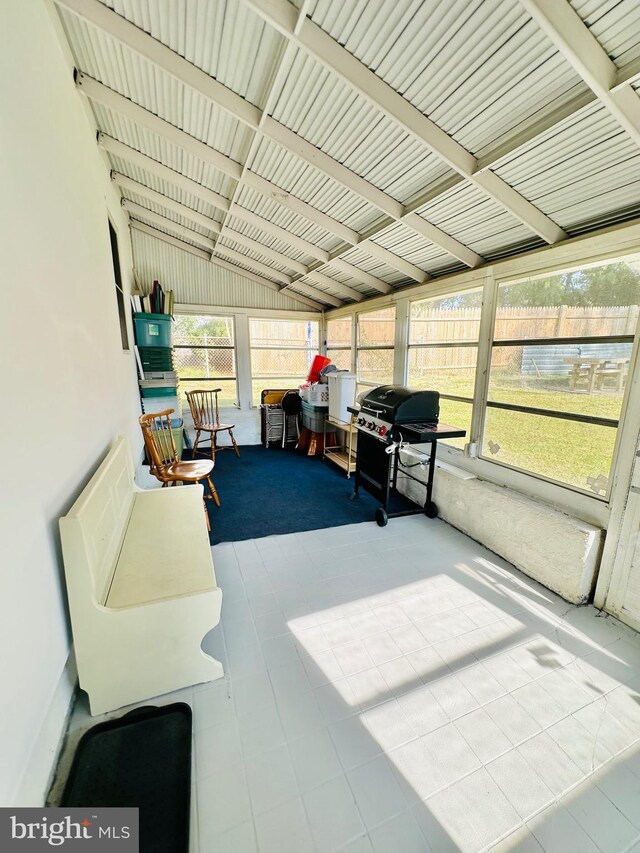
top-left (328, 372), bottom-right (356, 423)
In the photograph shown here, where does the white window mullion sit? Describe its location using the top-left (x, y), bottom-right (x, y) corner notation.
top-left (471, 270), bottom-right (497, 455)
top-left (393, 297), bottom-right (409, 387)
top-left (235, 313), bottom-right (252, 411)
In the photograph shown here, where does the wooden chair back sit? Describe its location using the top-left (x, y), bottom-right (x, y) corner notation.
top-left (139, 409), bottom-right (179, 482)
top-left (186, 389), bottom-right (221, 429)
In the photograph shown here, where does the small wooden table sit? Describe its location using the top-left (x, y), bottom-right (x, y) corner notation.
top-left (564, 358), bottom-right (628, 392)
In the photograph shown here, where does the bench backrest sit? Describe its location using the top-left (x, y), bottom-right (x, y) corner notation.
top-left (60, 436), bottom-right (135, 606)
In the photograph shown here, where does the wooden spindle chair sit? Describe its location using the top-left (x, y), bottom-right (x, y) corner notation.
top-left (139, 409), bottom-right (221, 532)
top-left (186, 388), bottom-right (240, 461)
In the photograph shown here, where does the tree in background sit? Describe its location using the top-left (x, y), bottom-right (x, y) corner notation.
top-left (499, 262), bottom-right (640, 307)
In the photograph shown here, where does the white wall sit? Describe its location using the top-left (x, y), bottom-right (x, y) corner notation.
top-left (0, 1), bottom-right (142, 805)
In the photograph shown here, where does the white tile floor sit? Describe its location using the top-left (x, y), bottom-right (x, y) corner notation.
top-left (66, 517), bottom-right (640, 852)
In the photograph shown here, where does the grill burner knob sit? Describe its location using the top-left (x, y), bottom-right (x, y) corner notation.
top-left (367, 421), bottom-right (375, 430)
top-left (357, 416), bottom-right (366, 426)
top-left (379, 425), bottom-right (387, 436)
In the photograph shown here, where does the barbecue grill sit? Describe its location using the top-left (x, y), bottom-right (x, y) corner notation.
top-left (348, 385), bottom-right (466, 526)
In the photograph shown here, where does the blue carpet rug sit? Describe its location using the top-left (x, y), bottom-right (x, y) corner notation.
top-left (184, 445), bottom-right (414, 545)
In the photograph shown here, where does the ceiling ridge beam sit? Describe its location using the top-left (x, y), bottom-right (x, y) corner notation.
top-left (59, 0), bottom-right (487, 267)
top-left (519, 0), bottom-right (640, 150)
top-left (242, 0), bottom-right (568, 245)
top-left (122, 200), bottom-right (216, 250)
top-left (128, 221), bottom-right (325, 311)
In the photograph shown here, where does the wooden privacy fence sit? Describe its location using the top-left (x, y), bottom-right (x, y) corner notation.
top-left (408, 305), bottom-right (638, 373)
top-left (409, 305), bottom-right (639, 343)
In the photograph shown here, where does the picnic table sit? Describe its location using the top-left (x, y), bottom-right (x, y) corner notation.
top-left (564, 357), bottom-right (629, 392)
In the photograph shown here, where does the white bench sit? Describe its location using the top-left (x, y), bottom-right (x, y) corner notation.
top-left (60, 436), bottom-right (224, 716)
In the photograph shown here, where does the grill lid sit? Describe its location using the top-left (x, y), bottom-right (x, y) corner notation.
top-left (360, 385), bottom-right (440, 424)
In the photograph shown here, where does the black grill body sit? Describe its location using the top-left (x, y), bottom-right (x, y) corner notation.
top-left (348, 385), bottom-right (466, 527)
top-left (359, 385), bottom-right (440, 426)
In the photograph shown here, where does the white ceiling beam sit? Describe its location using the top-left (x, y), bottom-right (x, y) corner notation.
top-left (402, 212), bottom-right (483, 268)
top-left (519, 0), bottom-right (640, 148)
top-left (242, 0), bottom-right (568, 245)
top-left (124, 200), bottom-right (333, 306)
top-left (114, 172), bottom-right (221, 233)
top-left (211, 259), bottom-right (324, 310)
top-left (122, 200), bottom-right (216, 251)
top-left (227, 204), bottom-right (330, 263)
top-left (323, 259), bottom-right (392, 294)
top-left (77, 72), bottom-right (242, 179)
top-left (355, 240), bottom-right (429, 283)
top-left (222, 233), bottom-right (308, 276)
top-left (286, 281), bottom-right (342, 308)
top-left (214, 244), bottom-right (293, 285)
top-left (99, 133), bottom-right (231, 211)
top-left (129, 221), bottom-right (324, 311)
top-left (59, 0), bottom-right (484, 267)
top-left (130, 220), bottom-right (211, 261)
top-left (302, 271), bottom-right (363, 302)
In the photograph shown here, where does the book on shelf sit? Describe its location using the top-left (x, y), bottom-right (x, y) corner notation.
top-left (131, 281), bottom-right (175, 317)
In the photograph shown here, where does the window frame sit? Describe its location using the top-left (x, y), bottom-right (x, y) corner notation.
top-left (108, 219), bottom-right (129, 351)
top-left (478, 259), bottom-right (640, 500)
top-left (326, 316), bottom-right (354, 373)
top-left (173, 313), bottom-right (238, 408)
top-left (249, 316), bottom-right (321, 405)
top-left (356, 306), bottom-right (396, 391)
top-left (407, 286), bottom-right (483, 451)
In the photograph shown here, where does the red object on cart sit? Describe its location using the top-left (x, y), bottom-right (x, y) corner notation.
top-left (306, 355), bottom-right (331, 383)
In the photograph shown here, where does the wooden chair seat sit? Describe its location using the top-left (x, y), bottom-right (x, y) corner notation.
top-left (139, 409), bottom-right (221, 530)
top-left (200, 421), bottom-right (236, 433)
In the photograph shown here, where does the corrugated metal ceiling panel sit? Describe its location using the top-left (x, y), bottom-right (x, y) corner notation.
top-left (98, 0), bottom-right (285, 107)
top-left (109, 156), bottom-right (226, 225)
top-left (129, 213), bottom-right (210, 250)
top-left (416, 183), bottom-right (543, 258)
top-left (569, 0), bottom-right (640, 67)
top-left (224, 216), bottom-right (315, 267)
top-left (90, 102), bottom-right (238, 198)
top-left (121, 187), bottom-right (216, 238)
top-left (216, 235), bottom-right (298, 277)
top-left (270, 47), bottom-right (453, 202)
top-left (233, 186), bottom-right (343, 254)
top-left (334, 249), bottom-right (404, 285)
top-left (370, 223), bottom-right (449, 269)
top-left (494, 103), bottom-right (640, 233)
top-left (306, 0), bottom-right (587, 159)
top-left (247, 136), bottom-right (387, 234)
top-left (131, 228), bottom-right (309, 310)
top-left (59, 8), bottom-right (254, 161)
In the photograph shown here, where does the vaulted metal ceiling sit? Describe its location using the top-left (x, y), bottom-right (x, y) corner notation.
top-left (56, 0), bottom-right (640, 311)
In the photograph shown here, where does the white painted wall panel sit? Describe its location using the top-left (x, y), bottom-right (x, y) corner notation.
top-left (131, 228), bottom-right (312, 311)
top-left (1, 0), bottom-right (142, 805)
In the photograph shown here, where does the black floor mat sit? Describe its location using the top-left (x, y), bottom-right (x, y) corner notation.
top-left (61, 703), bottom-right (192, 853)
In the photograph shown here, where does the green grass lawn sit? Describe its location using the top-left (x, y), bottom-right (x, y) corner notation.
top-left (410, 370), bottom-right (622, 493)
